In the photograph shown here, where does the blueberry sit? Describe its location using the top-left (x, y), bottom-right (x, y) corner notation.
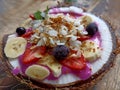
top-left (86, 23), bottom-right (98, 36)
top-left (16, 27), bottom-right (26, 36)
top-left (53, 45), bottom-right (70, 60)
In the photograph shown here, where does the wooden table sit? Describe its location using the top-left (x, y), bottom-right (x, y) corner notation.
top-left (0, 0), bottom-right (120, 90)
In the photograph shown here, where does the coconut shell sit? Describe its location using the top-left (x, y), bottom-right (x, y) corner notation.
top-left (0, 20), bottom-right (117, 89)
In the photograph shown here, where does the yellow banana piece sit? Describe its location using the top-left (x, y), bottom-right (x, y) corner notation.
top-left (4, 37), bottom-right (27, 58)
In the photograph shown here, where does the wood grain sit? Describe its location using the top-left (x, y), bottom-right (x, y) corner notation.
top-left (0, 0), bottom-right (120, 90)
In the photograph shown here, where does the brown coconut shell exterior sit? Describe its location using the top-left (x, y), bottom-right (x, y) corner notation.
top-left (1, 21), bottom-right (117, 90)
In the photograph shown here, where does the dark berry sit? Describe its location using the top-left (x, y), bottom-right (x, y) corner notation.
top-left (16, 27), bottom-right (26, 36)
top-left (53, 45), bottom-right (70, 60)
top-left (86, 23), bottom-right (98, 36)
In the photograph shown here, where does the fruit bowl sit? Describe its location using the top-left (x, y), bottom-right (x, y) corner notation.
top-left (1, 5), bottom-right (117, 90)
top-left (0, 0), bottom-right (116, 89)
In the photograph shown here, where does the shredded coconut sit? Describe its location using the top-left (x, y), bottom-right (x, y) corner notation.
top-left (30, 13), bottom-right (91, 49)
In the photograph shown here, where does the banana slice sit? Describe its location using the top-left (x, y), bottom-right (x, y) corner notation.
top-left (25, 65), bottom-right (50, 80)
top-left (81, 15), bottom-right (93, 27)
top-left (80, 40), bottom-right (101, 62)
top-left (4, 37), bottom-right (27, 58)
top-left (38, 54), bottom-right (62, 77)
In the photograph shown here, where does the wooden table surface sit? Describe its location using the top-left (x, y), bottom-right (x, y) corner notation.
top-left (0, 0), bottom-right (120, 90)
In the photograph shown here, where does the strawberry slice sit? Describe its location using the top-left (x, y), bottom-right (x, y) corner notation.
top-left (36, 46), bottom-right (46, 55)
top-left (29, 14), bottom-right (35, 20)
top-left (77, 35), bottom-right (91, 41)
top-left (22, 46), bottom-right (46, 64)
top-left (22, 30), bottom-right (34, 39)
top-left (61, 54), bottom-right (86, 70)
